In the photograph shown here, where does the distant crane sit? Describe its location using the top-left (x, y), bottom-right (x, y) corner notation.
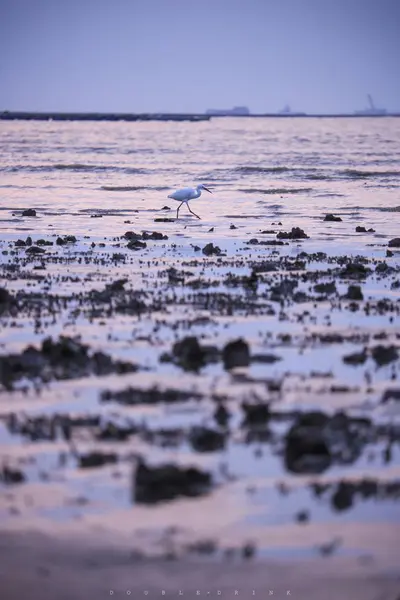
top-left (355, 95), bottom-right (387, 116)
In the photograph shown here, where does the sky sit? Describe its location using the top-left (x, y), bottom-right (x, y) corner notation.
top-left (1, 0), bottom-right (399, 114)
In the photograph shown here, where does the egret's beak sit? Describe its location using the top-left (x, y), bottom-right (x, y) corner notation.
top-left (203, 186), bottom-right (213, 194)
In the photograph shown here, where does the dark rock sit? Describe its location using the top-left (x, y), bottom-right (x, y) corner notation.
top-left (331, 481), bottom-right (354, 511)
top-left (186, 539), bottom-right (217, 556)
top-left (154, 218), bottom-right (175, 223)
top-left (142, 231), bottom-right (168, 241)
top-left (242, 542), bottom-right (256, 560)
top-left (172, 336), bottom-right (219, 372)
top-left (14, 239), bottom-right (26, 247)
top-left (346, 285), bottom-right (363, 301)
top-left (277, 227), bottom-right (309, 240)
top-left (314, 281), bottom-right (337, 295)
top-left (388, 238), bottom-right (400, 248)
top-left (342, 349), bottom-right (368, 365)
top-left (101, 386), bottom-right (203, 406)
top-left (1, 465), bottom-right (25, 484)
top-left (381, 389), bottom-right (400, 403)
top-left (214, 403), bottom-right (230, 427)
top-left (340, 262), bottom-right (371, 280)
top-left (371, 345), bottom-right (398, 367)
top-left (251, 353), bottom-right (282, 364)
top-left (25, 236), bottom-right (32, 246)
top-left (56, 235), bottom-right (77, 245)
top-left (0, 288), bottom-right (12, 310)
top-left (324, 214), bottom-right (342, 222)
top-left (189, 426), bottom-right (225, 452)
top-left (26, 246), bottom-right (45, 254)
top-left (22, 209), bottom-right (36, 217)
top-left (242, 401), bottom-right (270, 426)
top-left (230, 224), bottom-right (237, 229)
top-left (0, 336), bottom-right (137, 389)
top-left (222, 338), bottom-right (250, 370)
top-left (96, 422), bottom-right (137, 441)
top-left (375, 262), bottom-right (395, 274)
top-left (296, 510), bottom-right (310, 523)
top-left (78, 451), bottom-right (118, 469)
top-left (386, 250), bottom-right (394, 258)
top-left (270, 278), bottom-right (298, 301)
top-left (36, 239), bottom-right (53, 246)
top-left (134, 459), bottom-right (212, 504)
top-left (202, 243), bottom-right (222, 256)
top-left (127, 239), bottom-right (147, 250)
top-left (284, 412), bottom-right (332, 474)
top-left (124, 231), bottom-right (142, 240)
top-left (355, 226), bottom-right (367, 233)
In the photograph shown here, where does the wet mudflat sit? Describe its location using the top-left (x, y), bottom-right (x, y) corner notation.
top-left (1, 118), bottom-right (400, 597)
top-left (1, 213), bottom-right (400, 571)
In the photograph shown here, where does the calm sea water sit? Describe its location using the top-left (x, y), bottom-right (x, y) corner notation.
top-left (1, 117), bottom-right (399, 242)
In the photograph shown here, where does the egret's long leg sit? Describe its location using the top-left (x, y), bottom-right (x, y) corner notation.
top-left (176, 201), bottom-right (184, 219)
top-left (187, 203), bottom-right (201, 219)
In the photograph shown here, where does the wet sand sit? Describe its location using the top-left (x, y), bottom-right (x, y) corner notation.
top-left (1, 118), bottom-right (400, 599)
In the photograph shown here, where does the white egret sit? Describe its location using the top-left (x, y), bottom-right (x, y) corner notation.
top-left (167, 184), bottom-right (213, 219)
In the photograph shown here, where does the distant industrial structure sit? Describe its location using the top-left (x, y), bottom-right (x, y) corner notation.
top-left (205, 106), bottom-right (250, 116)
top-left (354, 95), bottom-right (387, 116)
top-left (278, 104), bottom-right (307, 116)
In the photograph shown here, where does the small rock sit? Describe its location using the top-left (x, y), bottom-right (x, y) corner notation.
top-left (214, 403), bottom-right (230, 427)
top-left (343, 349), bottom-right (368, 365)
top-left (202, 243), bottom-right (221, 256)
top-left (230, 224), bottom-right (237, 229)
top-left (296, 510), bottom-right (310, 523)
top-left (1, 465), bottom-right (25, 484)
top-left (388, 238), bottom-right (400, 248)
top-left (127, 240), bottom-right (147, 250)
top-left (277, 227), bottom-right (309, 240)
top-left (386, 250), bottom-right (394, 257)
top-left (371, 345), bottom-right (398, 367)
top-left (242, 401), bottom-right (270, 426)
top-left (22, 209), bottom-right (36, 217)
top-left (222, 338), bottom-right (250, 369)
top-left (324, 214), bottom-right (342, 222)
top-left (78, 451), bottom-right (118, 469)
top-left (26, 246), bottom-right (45, 255)
top-left (189, 426), bottom-right (225, 453)
top-left (242, 542), bottom-right (256, 560)
top-left (346, 285), bottom-right (363, 301)
top-left (134, 459), bottom-right (212, 504)
top-left (331, 481), bottom-right (354, 511)
top-left (284, 412), bottom-right (332, 474)
top-left (314, 281), bottom-right (336, 295)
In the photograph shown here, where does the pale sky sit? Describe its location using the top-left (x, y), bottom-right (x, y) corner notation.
top-left (1, 0), bottom-right (399, 114)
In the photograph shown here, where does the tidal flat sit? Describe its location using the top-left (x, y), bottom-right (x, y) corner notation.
top-left (1, 118), bottom-right (400, 598)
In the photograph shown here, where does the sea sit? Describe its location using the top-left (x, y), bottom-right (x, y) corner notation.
top-left (1, 117), bottom-right (399, 245)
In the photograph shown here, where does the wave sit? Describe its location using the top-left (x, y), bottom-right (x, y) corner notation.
top-left (339, 169), bottom-right (400, 179)
top-left (239, 187), bottom-right (312, 195)
top-left (1, 164), bottom-right (148, 174)
top-left (101, 185), bottom-right (169, 192)
top-left (377, 206), bottom-right (400, 212)
top-left (235, 166), bottom-right (290, 174)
